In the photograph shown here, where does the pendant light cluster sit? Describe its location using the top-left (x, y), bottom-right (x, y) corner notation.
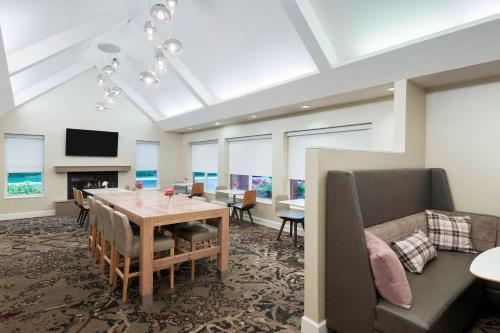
top-left (139, 0), bottom-right (183, 88)
top-left (95, 43), bottom-right (123, 112)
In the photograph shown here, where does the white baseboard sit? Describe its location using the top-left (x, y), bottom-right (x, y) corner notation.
top-left (301, 316), bottom-right (327, 333)
top-left (242, 213), bottom-right (304, 236)
top-left (0, 210), bottom-right (55, 221)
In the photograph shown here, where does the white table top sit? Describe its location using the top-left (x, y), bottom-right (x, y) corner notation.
top-left (172, 182), bottom-right (193, 187)
top-left (216, 189), bottom-right (246, 196)
top-left (84, 188), bottom-right (130, 195)
top-left (279, 198), bottom-right (305, 209)
top-left (470, 246), bottom-right (500, 283)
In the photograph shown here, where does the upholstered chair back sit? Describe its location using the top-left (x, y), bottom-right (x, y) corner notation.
top-left (95, 200), bottom-right (105, 234)
top-left (113, 211), bottom-right (133, 257)
top-left (87, 196), bottom-right (97, 226)
top-left (100, 204), bottom-right (115, 245)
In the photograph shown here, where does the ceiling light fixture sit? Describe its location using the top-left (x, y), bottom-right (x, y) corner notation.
top-left (301, 105), bottom-right (311, 109)
top-left (95, 43), bottom-right (122, 112)
top-left (388, 87), bottom-right (395, 92)
top-left (250, 115), bottom-right (257, 118)
top-left (139, 1), bottom-right (184, 88)
top-left (215, 122), bottom-right (220, 126)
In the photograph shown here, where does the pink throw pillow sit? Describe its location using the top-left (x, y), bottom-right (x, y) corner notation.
top-left (365, 231), bottom-right (412, 309)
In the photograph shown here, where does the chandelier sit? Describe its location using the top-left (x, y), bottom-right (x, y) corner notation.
top-left (95, 43), bottom-right (123, 111)
top-left (139, 0), bottom-right (183, 88)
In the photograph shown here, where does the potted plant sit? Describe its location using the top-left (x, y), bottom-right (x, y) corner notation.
top-left (163, 187), bottom-right (176, 206)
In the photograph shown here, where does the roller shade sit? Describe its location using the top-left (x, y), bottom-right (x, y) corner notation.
top-left (287, 125), bottom-right (372, 180)
top-left (5, 134), bottom-right (44, 173)
top-left (191, 140), bottom-right (218, 173)
top-left (228, 135), bottom-right (272, 176)
top-left (136, 141), bottom-right (159, 171)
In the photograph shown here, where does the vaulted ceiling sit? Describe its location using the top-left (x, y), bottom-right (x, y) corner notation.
top-left (1, 0), bottom-right (500, 131)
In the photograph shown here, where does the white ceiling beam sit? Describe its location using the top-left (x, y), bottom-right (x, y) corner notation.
top-left (0, 26), bottom-right (14, 116)
top-left (168, 58), bottom-right (217, 106)
top-left (7, 8), bottom-right (133, 76)
top-left (158, 16), bottom-right (500, 131)
top-left (280, 0), bottom-right (338, 71)
top-left (13, 61), bottom-right (94, 106)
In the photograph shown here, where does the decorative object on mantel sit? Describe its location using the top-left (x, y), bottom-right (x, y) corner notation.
top-left (139, 0), bottom-right (183, 88)
top-left (102, 181), bottom-right (109, 189)
top-left (163, 187), bottom-right (176, 206)
top-left (96, 43), bottom-right (123, 111)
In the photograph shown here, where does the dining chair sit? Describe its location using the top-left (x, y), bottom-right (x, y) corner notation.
top-left (231, 190), bottom-right (256, 224)
top-left (174, 195), bottom-right (218, 285)
top-left (75, 189), bottom-right (89, 227)
top-left (189, 182), bottom-right (204, 198)
top-left (98, 203), bottom-right (115, 283)
top-left (274, 194), bottom-right (305, 246)
top-left (94, 200), bottom-right (105, 262)
top-left (86, 196), bottom-right (98, 256)
top-left (213, 185), bottom-right (235, 207)
top-left (112, 210), bottom-right (176, 303)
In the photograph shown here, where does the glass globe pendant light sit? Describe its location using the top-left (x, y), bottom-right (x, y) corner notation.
top-left (144, 21), bottom-right (156, 42)
top-left (154, 50), bottom-right (168, 75)
top-left (151, 4), bottom-right (171, 24)
top-left (97, 74), bottom-right (105, 87)
top-left (162, 38), bottom-right (183, 56)
top-left (102, 65), bottom-right (115, 76)
top-left (166, 0), bottom-right (177, 14)
top-left (95, 102), bottom-right (108, 112)
top-left (139, 70), bottom-right (160, 88)
top-left (111, 58), bottom-right (120, 69)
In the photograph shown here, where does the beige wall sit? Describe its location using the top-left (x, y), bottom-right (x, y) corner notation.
top-left (181, 97), bottom-right (395, 223)
top-left (426, 78), bottom-right (500, 216)
top-left (302, 80), bottom-right (426, 330)
top-left (0, 69), bottom-right (182, 217)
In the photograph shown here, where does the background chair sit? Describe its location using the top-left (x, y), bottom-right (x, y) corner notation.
top-left (274, 194), bottom-right (305, 246)
top-left (231, 190), bottom-right (256, 224)
top-left (87, 196), bottom-right (98, 256)
top-left (189, 183), bottom-right (204, 198)
top-left (112, 211), bottom-right (175, 302)
top-left (99, 204), bottom-right (115, 283)
top-left (75, 189), bottom-right (89, 227)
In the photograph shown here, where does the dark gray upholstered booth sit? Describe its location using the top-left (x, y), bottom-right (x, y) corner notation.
top-left (325, 168), bottom-right (499, 333)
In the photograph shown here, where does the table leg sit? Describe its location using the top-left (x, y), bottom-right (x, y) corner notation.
top-left (139, 219), bottom-right (154, 305)
top-left (217, 210), bottom-right (229, 279)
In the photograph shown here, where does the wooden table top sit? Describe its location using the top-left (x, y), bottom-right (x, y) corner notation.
top-left (84, 187), bottom-right (129, 194)
top-left (93, 191), bottom-right (228, 226)
top-left (279, 198), bottom-right (305, 208)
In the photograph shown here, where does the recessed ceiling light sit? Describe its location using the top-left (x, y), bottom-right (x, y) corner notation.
top-left (301, 105), bottom-right (311, 109)
top-left (187, 127), bottom-right (193, 130)
top-left (387, 87), bottom-right (395, 92)
top-left (214, 122), bottom-right (220, 126)
top-left (250, 115), bottom-right (257, 118)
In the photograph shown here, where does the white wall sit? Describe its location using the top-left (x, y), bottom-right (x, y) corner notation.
top-left (181, 97), bottom-right (395, 223)
top-left (426, 79), bottom-right (500, 216)
top-left (0, 69), bottom-right (182, 217)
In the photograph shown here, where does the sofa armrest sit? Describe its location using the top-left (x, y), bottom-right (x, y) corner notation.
top-left (434, 210), bottom-right (499, 252)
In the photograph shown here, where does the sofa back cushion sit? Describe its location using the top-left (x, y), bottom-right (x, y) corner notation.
top-left (366, 212), bottom-right (427, 245)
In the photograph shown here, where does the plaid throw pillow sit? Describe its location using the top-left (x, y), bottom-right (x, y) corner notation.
top-left (391, 230), bottom-right (437, 274)
top-left (426, 210), bottom-right (475, 253)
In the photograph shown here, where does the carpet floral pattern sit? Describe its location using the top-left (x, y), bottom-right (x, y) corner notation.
top-left (0, 216), bottom-right (303, 332)
top-left (0, 217), bottom-right (498, 332)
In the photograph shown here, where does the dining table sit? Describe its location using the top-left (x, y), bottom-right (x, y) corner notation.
top-left (172, 182), bottom-right (193, 194)
top-left (216, 188), bottom-right (246, 202)
top-left (278, 198), bottom-right (305, 211)
top-left (83, 187), bottom-right (130, 195)
top-left (92, 190), bottom-right (230, 305)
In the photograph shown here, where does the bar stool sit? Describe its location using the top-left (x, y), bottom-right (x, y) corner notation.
top-left (112, 211), bottom-right (176, 303)
top-left (189, 183), bottom-right (204, 198)
top-left (87, 196), bottom-right (98, 256)
top-left (274, 194), bottom-right (304, 246)
top-left (231, 190), bottom-right (256, 224)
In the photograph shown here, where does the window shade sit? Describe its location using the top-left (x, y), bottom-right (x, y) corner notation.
top-left (228, 135), bottom-right (272, 176)
top-left (287, 125), bottom-right (372, 180)
top-left (191, 140), bottom-right (218, 173)
top-left (136, 141), bottom-right (159, 171)
top-left (5, 135), bottom-right (44, 173)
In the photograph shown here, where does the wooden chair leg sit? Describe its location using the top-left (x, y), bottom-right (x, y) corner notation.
top-left (301, 220), bottom-right (305, 230)
top-left (76, 209), bottom-right (83, 225)
top-left (112, 250), bottom-right (119, 289)
top-left (247, 209), bottom-right (254, 224)
top-left (92, 227), bottom-right (98, 258)
top-left (277, 219), bottom-right (287, 241)
top-left (169, 248), bottom-right (175, 289)
top-left (88, 226), bottom-right (92, 253)
top-left (122, 257), bottom-right (131, 303)
top-left (190, 243), bottom-right (196, 283)
top-left (109, 247), bottom-right (115, 285)
top-left (100, 239), bottom-right (107, 273)
top-left (289, 220), bottom-right (293, 237)
top-left (294, 221), bottom-right (298, 246)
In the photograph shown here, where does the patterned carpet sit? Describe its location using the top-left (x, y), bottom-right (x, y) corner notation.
top-left (0, 217), bottom-right (498, 333)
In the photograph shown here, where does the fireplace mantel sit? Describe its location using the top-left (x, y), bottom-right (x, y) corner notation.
top-left (54, 165), bottom-right (131, 173)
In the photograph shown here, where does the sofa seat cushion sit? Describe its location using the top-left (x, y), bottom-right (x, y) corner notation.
top-left (375, 251), bottom-right (482, 333)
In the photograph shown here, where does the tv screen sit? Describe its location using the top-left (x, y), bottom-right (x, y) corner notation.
top-left (65, 128), bottom-right (118, 157)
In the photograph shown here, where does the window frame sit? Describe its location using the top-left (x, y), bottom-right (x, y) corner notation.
top-left (192, 171), bottom-right (218, 193)
top-left (4, 134), bottom-right (45, 199)
top-left (135, 141), bottom-right (160, 190)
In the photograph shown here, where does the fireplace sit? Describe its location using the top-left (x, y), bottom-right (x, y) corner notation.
top-left (67, 171), bottom-right (118, 199)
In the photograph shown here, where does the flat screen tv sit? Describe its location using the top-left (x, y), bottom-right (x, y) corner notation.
top-left (65, 128), bottom-right (118, 157)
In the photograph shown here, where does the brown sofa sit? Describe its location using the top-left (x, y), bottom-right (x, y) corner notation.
top-left (325, 168), bottom-right (500, 333)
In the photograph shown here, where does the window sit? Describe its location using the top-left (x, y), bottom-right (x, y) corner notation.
top-left (191, 140), bottom-right (218, 192)
top-left (228, 135), bottom-right (272, 201)
top-left (287, 125), bottom-right (372, 199)
top-left (4, 134), bottom-right (44, 198)
top-left (136, 141), bottom-right (159, 189)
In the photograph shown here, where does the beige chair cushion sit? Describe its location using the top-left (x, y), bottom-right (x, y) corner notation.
top-left (176, 223), bottom-right (217, 243)
top-left (366, 212), bottom-right (427, 245)
top-left (130, 233), bottom-right (175, 258)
